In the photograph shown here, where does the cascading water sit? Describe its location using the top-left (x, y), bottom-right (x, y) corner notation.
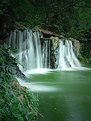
top-left (8, 29), bottom-right (81, 72)
top-left (8, 29), bottom-right (44, 72)
top-left (41, 38), bottom-right (51, 68)
top-left (58, 39), bottom-right (81, 69)
top-left (42, 40), bottom-right (48, 68)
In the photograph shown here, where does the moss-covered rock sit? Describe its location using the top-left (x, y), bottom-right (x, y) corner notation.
top-left (0, 45), bottom-right (38, 121)
top-left (51, 36), bottom-right (59, 68)
top-left (0, 78), bottom-right (38, 121)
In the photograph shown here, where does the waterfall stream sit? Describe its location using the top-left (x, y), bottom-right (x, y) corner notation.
top-left (58, 39), bottom-right (81, 69)
top-left (9, 30), bottom-right (43, 71)
top-left (8, 29), bottom-right (81, 72)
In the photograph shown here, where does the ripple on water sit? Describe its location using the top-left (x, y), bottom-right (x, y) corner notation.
top-left (17, 77), bottom-right (57, 92)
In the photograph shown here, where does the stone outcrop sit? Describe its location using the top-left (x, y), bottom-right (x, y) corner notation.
top-left (50, 36), bottom-right (59, 68)
top-left (69, 37), bottom-right (80, 56)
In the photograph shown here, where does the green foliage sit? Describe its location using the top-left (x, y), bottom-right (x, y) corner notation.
top-left (0, 0), bottom-right (91, 38)
top-left (0, 45), bottom-right (38, 121)
top-left (0, 0), bottom-right (10, 15)
top-left (78, 43), bottom-right (91, 63)
top-left (24, 0), bottom-right (91, 37)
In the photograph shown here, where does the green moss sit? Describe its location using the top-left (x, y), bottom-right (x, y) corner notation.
top-left (78, 43), bottom-right (91, 63)
top-left (0, 45), bottom-right (38, 121)
top-left (0, 78), bottom-right (38, 121)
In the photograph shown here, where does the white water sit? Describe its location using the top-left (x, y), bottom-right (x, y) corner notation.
top-left (17, 77), bottom-right (56, 92)
top-left (58, 39), bottom-right (81, 69)
top-left (42, 39), bottom-right (51, 68)
top-left (33, 31), bottom-right (43, 68)
top-left (9, 29), bottom-right (81, 74)
top-left (9, 29), bottom-right (45, 72)
top-left (42, 40), bottom-right (48, 68)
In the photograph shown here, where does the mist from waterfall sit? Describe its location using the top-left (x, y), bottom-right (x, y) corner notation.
top-left (58, 39), bottom-right (81, 69)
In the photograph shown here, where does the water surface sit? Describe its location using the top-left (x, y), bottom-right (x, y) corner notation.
top-left (28, 69), bottom-right (91, 121)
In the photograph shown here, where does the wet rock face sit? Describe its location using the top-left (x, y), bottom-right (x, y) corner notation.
top-left (50, 37), bottom-right (81, 68)
top-left (51, 36), bottom-right (59, 68)
top-left (69, 38), bottom-right (80, 56)
top-left (0, 14), bottom-right (15, 44)
top-left (51, 36), bottom-right (59, 50)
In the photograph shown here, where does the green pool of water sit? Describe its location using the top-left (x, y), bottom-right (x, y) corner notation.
top-left (28, 69), bottom-right (91, 121)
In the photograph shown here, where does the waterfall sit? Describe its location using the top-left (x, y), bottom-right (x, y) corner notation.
top-left (58, 39), bottom-right (81, 69)
top-left (8, 29), bottom-right (81, 72)
top-left (8, 29), bottom-right (44, 72)
top-left (41, 38), bottom-right (51, 68)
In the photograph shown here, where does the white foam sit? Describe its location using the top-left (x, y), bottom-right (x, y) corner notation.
top-left (17, 77), bottom-right (56, 92)
top-left (24, 68), bottom-right (52, 76)
top-left (23, 67), bottom-right (91, 77)
top-left (56, 67), bottom-right (91, 71)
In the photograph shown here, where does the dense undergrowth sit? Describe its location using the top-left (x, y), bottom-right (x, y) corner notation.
top-left (78, 43), bottom-right (91, 63)
top-left (0, 0), bottom-right (91, 37)
top-left (0, 45), bottom-right (38, 121)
